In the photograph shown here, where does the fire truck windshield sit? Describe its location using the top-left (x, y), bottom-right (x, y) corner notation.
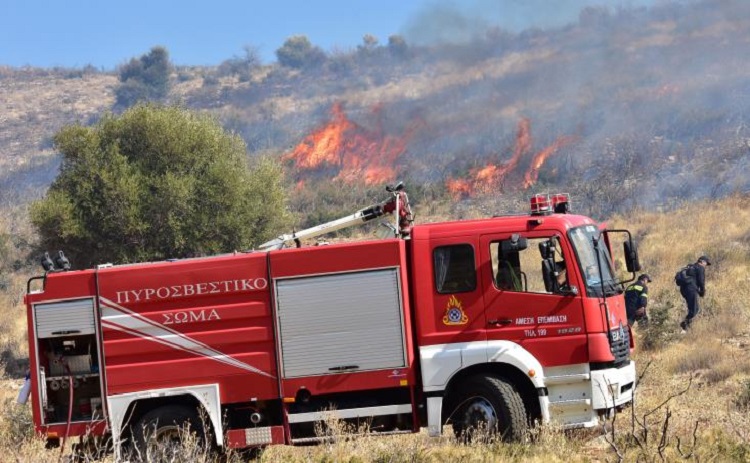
top-left (569, 226), bottom-right (619, 297)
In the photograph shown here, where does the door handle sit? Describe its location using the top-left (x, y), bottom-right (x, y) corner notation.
top-left (328, 365), bottom-right (359, 371)
top-left (488, 319), bottom-right (512, 326)
top-left (51, 330), bottom-right (81, 336)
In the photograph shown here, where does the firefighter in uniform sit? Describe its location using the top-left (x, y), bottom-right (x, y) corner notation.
top-left (679, 255), bottom-right (711, 331)
top-left (625, 274), bottom-right (651, 327)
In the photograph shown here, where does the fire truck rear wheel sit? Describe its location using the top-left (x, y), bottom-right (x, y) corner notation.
top-left (130, 405), bottom-right (211, 459)
top-left (450, 375), bottom-right (528, 442)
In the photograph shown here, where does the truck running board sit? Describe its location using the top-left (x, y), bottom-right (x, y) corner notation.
top-left (287, 404), bottom-right (413, 424)
top-left (291, 430), bottom-right (413, 445)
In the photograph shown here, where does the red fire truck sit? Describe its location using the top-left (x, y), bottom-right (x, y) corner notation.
top-left (23, 184), bottom-right (639, 454)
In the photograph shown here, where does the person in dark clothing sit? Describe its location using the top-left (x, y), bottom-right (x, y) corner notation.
top-left (625, 274), bottom-right (651, 327)
top-left (555, 261), bottom-right (568, 290)
top-left (679, 255), bottom-right (711, 331)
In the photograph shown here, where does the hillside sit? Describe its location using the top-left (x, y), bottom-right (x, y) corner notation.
top-left (0, 70), bottom-right (115, 207)
top-left (1, 1), bottom-right (750, 458)
top-left (1, 195), bottom-right (748, 461)
top-left (1, 0), bottom-right (749, 230)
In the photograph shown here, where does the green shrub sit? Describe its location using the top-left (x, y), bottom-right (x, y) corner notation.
top-left (31, 104), bottom-right (291, 268)
top-left (276, 35), bottom-right (327, 69)
top-left (639, 300), bottom-right (679, 351)
top-left (115, 46), bottom-right (173, 108)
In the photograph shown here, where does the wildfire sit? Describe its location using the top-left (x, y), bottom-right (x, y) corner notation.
top-left (447, 118), bottom-right (576, 198)
top-left (445, 178), bottom-right (471, 197)
top-left (287, 104), bottom-right (351, 169)
top-left (472, 165), bottom-right (506, 194)
top-left (522, 135), bottom-right (577, 189)
top-left (286, 106), bottom-right (573, 195)
top-left (508, 117), bottom-right (532, 172)
top-left (284, 102), bottom-right (418, 185)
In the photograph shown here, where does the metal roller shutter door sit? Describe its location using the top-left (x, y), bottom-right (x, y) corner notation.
top-left (276, 268), bottom-right (406, 378)
top-left (35, 298), bottom-right (96, 338)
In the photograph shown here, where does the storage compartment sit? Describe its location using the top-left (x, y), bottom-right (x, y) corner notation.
top-left (34, 299), bottom-right (104, 424)
top-left (35, 299), bottom-right (96, 338)
top-left (276, 268), bottom-right (407, 378)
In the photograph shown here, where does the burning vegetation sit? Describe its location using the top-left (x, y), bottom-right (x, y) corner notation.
top-left (446, 118), bottom-right (577, 198)
top-left (285, 105), bottom-right (576, 197)
top-left (283, 102), bottom-right (423, 186)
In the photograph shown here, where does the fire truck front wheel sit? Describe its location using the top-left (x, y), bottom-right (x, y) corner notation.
top-left (130, 404), bottom-right (212, 459)
top-left (449, 375), bottom-right (528, 442)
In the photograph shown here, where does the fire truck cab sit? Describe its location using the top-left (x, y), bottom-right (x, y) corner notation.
top-left (23, 189), bottom-right (639, 453)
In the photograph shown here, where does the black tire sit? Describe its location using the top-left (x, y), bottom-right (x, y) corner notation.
top-left (130, 404), bottom-right (211, 461)
top-left (449, 375), bottom-right (528, 442)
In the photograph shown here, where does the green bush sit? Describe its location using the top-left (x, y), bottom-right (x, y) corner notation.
top-left (218, 45), bottom-right (261, 82)
top-left (276, 35), bottom-right (327, 69)
top-left (31, 104), bottom-right (291, 268)
top-left (387, 35), bottom-right (408, 59)
top-left (115, 46), bottom-right (173, 108)
top-left (639, 300), bottom-right (679, 351)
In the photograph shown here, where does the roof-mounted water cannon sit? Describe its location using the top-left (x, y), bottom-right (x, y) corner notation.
top-left (40, 252), bottom-right (55, 272)
top-left (40, 250), bottom-right (72, 273)
top-left (258, 182), bottom-right (414, 251)
top-left (382, 182), bottom-right (413, 238)
top-left (530, 193), bottom-right (570, 216)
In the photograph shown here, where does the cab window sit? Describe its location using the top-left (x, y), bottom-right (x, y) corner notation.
top-left (490, 236), bottom-right (567, 294)
top-left (433, 244), bottom-right (476, 293)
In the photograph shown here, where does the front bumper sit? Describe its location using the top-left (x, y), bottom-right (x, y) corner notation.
top-left (591, 360), bottom-right (636, 409)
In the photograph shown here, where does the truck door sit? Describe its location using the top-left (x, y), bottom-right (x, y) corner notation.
top-left (479, 232), bottom-right (588, 367)
top-left (411, 236), bottom-right (487, 348)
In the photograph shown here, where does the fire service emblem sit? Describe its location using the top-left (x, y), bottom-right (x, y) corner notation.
top-left (442, 295), bottom-right (468, 326)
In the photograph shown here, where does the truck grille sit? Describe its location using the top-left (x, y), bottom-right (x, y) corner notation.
top-left (610, 325), bottom-right (630, 366)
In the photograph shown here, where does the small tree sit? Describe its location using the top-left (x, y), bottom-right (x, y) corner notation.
top-left (115, 46), bottom-right (173, 108)
top-left (387, 35), bottom-right (408, 58)
top-left (217, 45), bottom-right (262, 81)
top-left (275, 35), bottom-right (326, 69)
top-left (358, 34), bottom-right (379, 53)
top-left (31, 104), bottom-right (291, 268)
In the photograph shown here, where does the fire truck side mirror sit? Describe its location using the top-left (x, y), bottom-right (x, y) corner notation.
top-left (623, 240), bottom-right (641, 273)
top-left (538, 241), bottom-right (554, 260)
top-left (541, 258), bottom-right (558, 293)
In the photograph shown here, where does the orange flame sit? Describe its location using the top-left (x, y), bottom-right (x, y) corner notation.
top-left (286, 102), bottom-right (351, 169)
top-left (284, 102), bottom-right (418, 185)
top-left (446, 118), bottom-right (532, 198)
top-left (522, 135), bottom-right (577, 189)
top-left (447, 118), bottom-right (576, 197)
top-left (446, 178), bottom-right (472, 198)
top-left (508, 117), bottom-right (532, 173)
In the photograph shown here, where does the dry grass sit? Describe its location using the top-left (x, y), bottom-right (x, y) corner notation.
top-left (1, 194), bottom-right (749, 461)
top-left (0, 73), bottom-right (117, 174)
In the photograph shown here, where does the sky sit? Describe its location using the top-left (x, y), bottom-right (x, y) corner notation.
top-left (1, 0), bottom-right (658, 70)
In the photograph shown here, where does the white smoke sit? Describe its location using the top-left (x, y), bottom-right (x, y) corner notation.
top-left (403, 0), bottom-right (660, 45)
